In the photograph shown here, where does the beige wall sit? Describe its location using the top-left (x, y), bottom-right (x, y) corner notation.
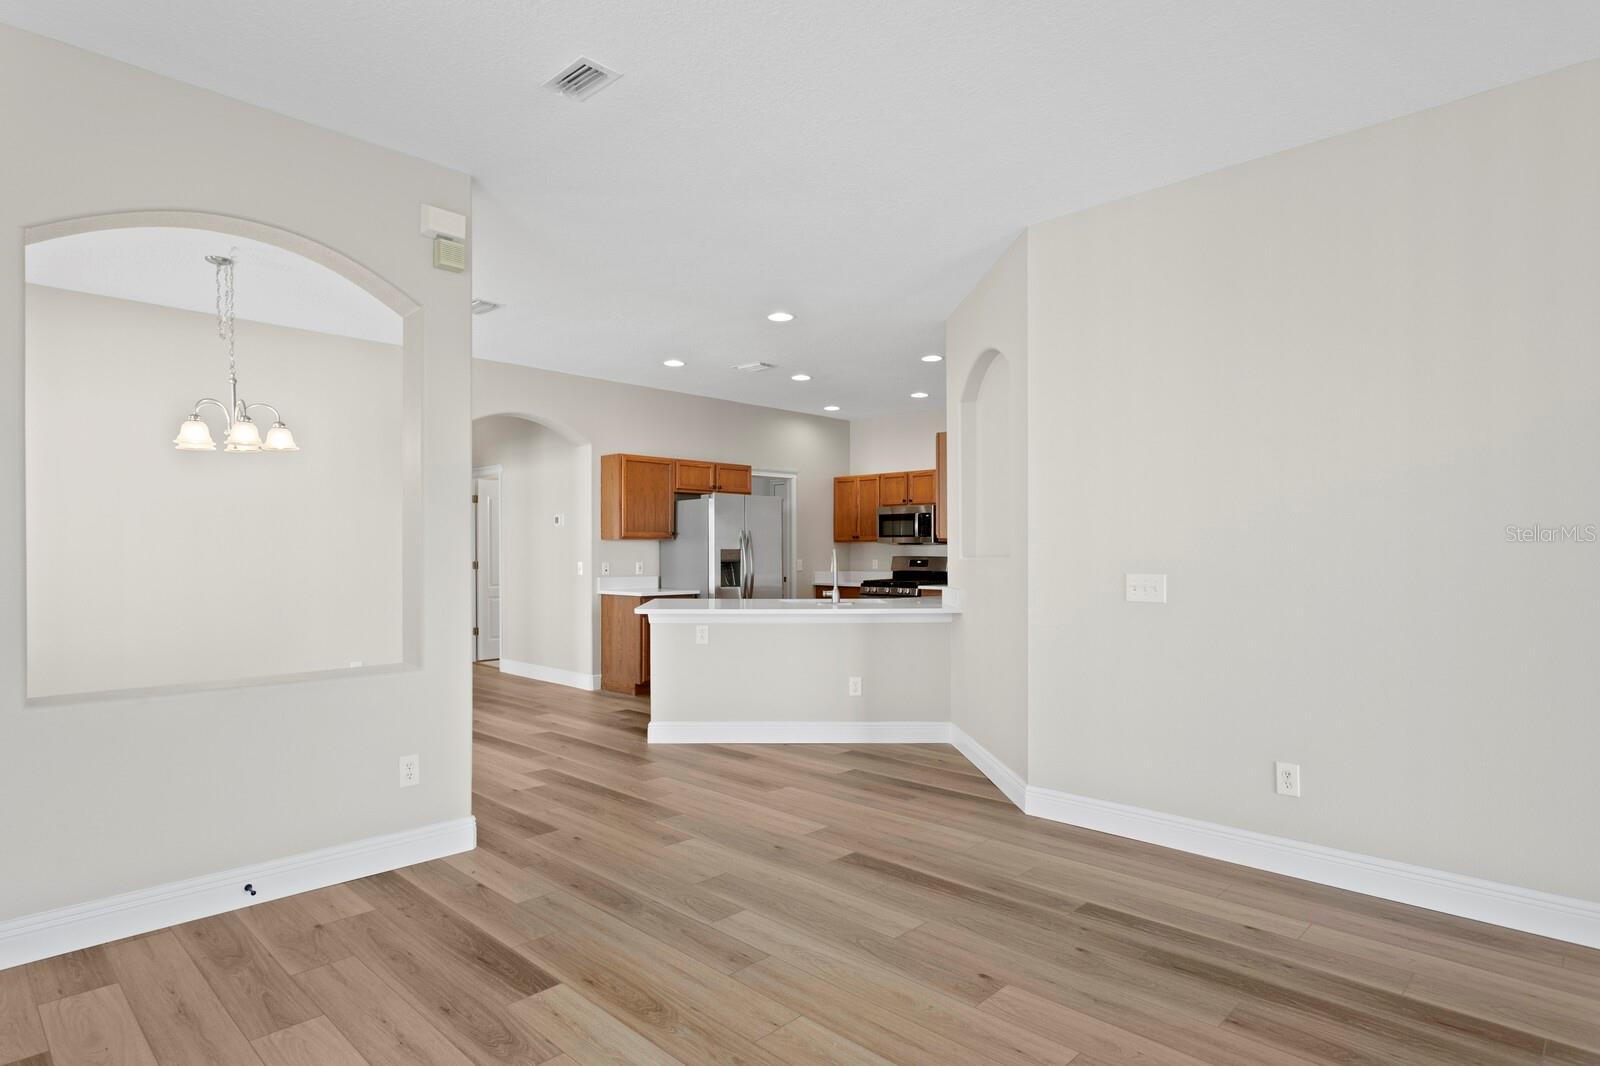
top-left (472, 416), bottom-right (592, 679)
top-left (945, 235), bottom-right (1030, 778)
top-left (1016, 60), bottom-right (1600, 901)
top-left (0, 25), bottom-right (472, 921)
top-left (26, 285), bottom-right (403, 698)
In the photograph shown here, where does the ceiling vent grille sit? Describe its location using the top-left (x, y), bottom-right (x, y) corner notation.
top-left (731, 361), bottom-right (777, 374)
top-left (544, 57), bottom-right (621, 101)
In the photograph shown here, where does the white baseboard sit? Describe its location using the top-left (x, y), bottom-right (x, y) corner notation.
top-left (648, 720), bottom-right (951, 744)
top-left (948, 725), bottom-right (1027, 809)
top-left (499, 659), bottom-right (600, 692)
top-left (1020, 786), bottom-right (1600, 950)
top-left (0, 816), bottom-right (476, 970)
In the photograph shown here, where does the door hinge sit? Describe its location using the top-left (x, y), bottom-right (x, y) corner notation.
top-left (472, 626), bottom-right (480, 636)
top-left (472, 560), bottom-right (479, 570)
top-left (472, 494), bottom-right (479, 503)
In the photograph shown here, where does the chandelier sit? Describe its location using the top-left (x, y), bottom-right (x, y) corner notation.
top-left (172, 254), bottom-right (299, 453)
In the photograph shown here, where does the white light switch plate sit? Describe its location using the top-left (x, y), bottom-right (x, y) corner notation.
top-left (1125, 573), bottom-right (1167, 603)
top-left (600, 562), bottom-right (610, 576)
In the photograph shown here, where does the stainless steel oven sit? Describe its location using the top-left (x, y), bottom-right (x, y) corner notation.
top-left (877, 504), bottom-right (935, 544)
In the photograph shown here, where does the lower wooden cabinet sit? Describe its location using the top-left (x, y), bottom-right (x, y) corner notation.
top-left (601, 593), bottom-right (696, 696)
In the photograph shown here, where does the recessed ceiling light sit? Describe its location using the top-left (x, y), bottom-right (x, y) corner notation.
top-left (662, 359), bottom-right (685, 367)
top-left (823, 405), bottom-right (840, 412)
top-left (790, 373), bottom-right (811, 382)
top-left (910, 392), bottom-right (929, 399)
top-left (767, 310), bottom-right (794, 322)
top-left (921, 353), bottom-right (943, 362)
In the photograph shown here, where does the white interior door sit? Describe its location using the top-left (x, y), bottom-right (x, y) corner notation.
top-left (474, 478), bottom-right (501, 661)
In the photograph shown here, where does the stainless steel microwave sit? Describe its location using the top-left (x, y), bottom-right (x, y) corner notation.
top-left (877, 504), bottom-right (935, 544)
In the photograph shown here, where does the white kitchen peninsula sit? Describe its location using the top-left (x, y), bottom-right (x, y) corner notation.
top-left (637, 595), bottom-right (960, 742)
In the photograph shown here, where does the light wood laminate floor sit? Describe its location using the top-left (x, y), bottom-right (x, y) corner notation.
top-left (4, 664), bottom-right (1599, 1065)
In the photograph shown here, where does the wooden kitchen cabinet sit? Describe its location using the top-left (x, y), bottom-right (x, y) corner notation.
top-left (833, 475), bottom-right (880, 542)
top-left (833, 476), bottom-right (858, 542)
top-left (935, 432), bottom-right (948, 543)
top-left (714, 463), bottom-right (752, 494)
top-left (601, 592), bottom-right (696, 696)
top-left (674, 459), bottom-right (715, 493)
top-left (601, 454), bottom-right (676, 539)
top-left (877, 469), bottom-right (936, 505)
top-left (855, 475), bottom-right (879, 539)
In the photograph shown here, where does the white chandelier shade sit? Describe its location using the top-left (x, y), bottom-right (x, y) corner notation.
top-left (174, 253), bottom-right (300, 453)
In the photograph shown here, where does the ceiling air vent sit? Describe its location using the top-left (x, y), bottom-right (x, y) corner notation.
top-left (731, 361), bottom-right (777, 374)
top-left (543, 57), bottom-right (621, 101)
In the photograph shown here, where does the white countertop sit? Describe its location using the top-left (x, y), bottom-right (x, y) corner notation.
top-left (637, 595), bottom-right (959, 624)
top-left (597, 588), bottom-right (700, 598)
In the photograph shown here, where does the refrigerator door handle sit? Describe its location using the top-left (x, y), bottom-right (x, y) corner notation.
top-left (742, 530), bottom-right (753, 599)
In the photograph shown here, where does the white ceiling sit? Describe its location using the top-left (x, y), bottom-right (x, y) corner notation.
top-left (27, 227), bottom-right (401, 344)
top-left (6, 2), bottom-right (1600, 418)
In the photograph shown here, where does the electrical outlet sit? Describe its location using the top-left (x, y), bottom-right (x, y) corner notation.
top-left (600, 562), bottom-right (611, 576)
top-left (695, 625), bottom-right (709, 645)
top-left (635, 561), bottom-right (645, 575)
top-left (1275, 761), bottom-right (1301, 797)
top-left (848, 676), bottom-right (863, 697)
top-left (1125, 573), bottom-right (1168, 603)
top-left (871, 559), bottom-right (879, 570)
top-left (399, 754), bottom-right (419, 788)
top-left (797, 558), bottom-right (803, 571)
top-left (577, 560), bottom-right (584, 576)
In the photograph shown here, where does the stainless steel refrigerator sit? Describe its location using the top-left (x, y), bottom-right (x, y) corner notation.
top-left (660, 493), bottom-right (785, 600)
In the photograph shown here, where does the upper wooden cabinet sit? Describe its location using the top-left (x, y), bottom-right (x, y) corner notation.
top-left (935, 432), bottom-right (948, 543)
top-left (674, 459), bottom-right (715, 494)
top-left (833, 475), bottom-right (880, 542)
top-left (714, 463), bottom-right (752, 494)
top-left (603, 453), bottom-right (756, 539)
top-left (832, 477), bottom-right (857, 542)
top-left (877, 469), bottom-right (937, 505)
top-left (602, 454), bottom-right (676, 539)
top-left (855, 475), bottom-right (880, 540)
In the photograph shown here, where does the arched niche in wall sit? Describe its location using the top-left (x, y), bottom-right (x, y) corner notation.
top-left (23, 212), bottom-right (422, 701)
top-left (958, 347), bottom-right (1013, 558)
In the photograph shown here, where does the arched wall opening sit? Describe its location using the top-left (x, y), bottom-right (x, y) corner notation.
top-left (958, 347), bottom-right (1013, 558)
top-left (23, 212), bottom-right (422, 701)
top-left (470, 413), bottom-right (596, 687)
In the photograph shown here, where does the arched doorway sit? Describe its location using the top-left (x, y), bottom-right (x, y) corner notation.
top-left (470, 413), bottom-right (597, 688)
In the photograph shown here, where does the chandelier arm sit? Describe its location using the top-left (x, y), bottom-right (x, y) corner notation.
top-left (243, 401), bottom-right (282, 423)
top-left (190, 397), bottom-right (232, 424)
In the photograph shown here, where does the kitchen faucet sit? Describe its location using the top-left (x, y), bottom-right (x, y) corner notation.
top-left (830, 548), bottom-right (840, 604)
